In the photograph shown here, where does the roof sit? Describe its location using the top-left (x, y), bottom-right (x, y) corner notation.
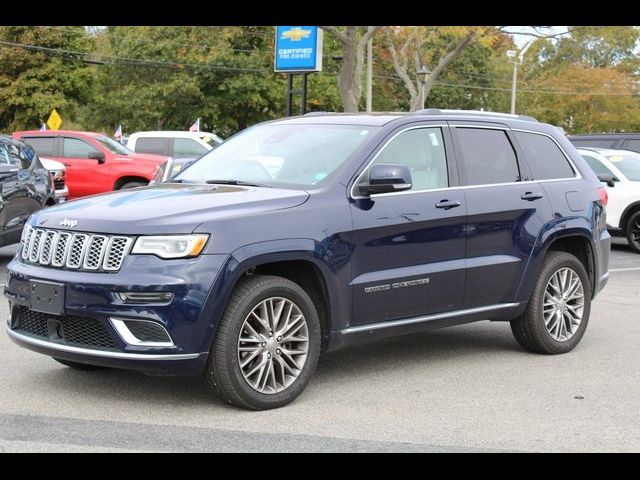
top-left (13, 130), bottom-right (103, 137)
top-left (0, 133), bottom-right (28, 147)
top-left (569, 133), bottom-right (640, 138)
top-left (577, 147), bottom-right (640, 156)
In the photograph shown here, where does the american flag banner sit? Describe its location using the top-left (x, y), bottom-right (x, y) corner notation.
top-left (114, 124), bottom-right (122, 142)
top-left (189, 118), bottom-right (200, 132)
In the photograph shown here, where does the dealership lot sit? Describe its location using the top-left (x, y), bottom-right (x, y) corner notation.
top-left (0, 240), bottom-right (638, 453)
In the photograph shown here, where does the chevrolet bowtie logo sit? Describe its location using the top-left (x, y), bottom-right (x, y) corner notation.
top-left (281, 27), bottom-right (311, 41)
top-left (60, 218), bottom-right (78, 228)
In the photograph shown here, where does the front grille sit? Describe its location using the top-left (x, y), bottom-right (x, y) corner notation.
top-left (54, 179), bottom-right (65, 189)
top-left (21, 226), bottom-right (132, 272)
top-left (14, 308), bottom-right (118, 351)
top-left (124, 320), bottom-right (171, 343)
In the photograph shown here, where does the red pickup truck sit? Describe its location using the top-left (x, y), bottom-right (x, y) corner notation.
top-left (13, 130), bottom-right (168, 199)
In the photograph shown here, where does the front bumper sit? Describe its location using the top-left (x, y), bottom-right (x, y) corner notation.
top-left (4, 253), bottom-right (230, 375)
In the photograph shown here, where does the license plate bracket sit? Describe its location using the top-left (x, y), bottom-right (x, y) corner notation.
top-left (29, 280), bottom-right (65, 315)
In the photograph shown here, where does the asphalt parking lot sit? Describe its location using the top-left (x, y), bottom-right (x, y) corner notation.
top-left (0, 239), bottom-right (638, 452)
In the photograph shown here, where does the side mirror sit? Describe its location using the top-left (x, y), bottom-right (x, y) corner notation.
top-left (358, 163), bottom-right (412, 196)
top-left (0, 164), bottom-right (19, 175)
top-left (88, 151), bottom-right (105, 164)
top-left (597, 173), bottom-right (616, 188)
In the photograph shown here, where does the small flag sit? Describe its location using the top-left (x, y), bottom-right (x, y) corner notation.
top-left (39, 123), bottom-right (47, 131)
top-left (189, 118), bottom-right (200, 132)
top-left (46, 108), bottom-right (62, 131)
top-left (114, 124), bottom-right (122, 142)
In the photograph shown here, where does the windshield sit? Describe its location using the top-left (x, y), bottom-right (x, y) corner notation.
top-left (175, 123), bottom-right (378, 188)
top-left (606, 152), bottom-right (640, 181)
top-left (91, 134), bottom-right (133, 155)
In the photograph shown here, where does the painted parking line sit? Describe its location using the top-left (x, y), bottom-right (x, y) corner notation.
top-left (609, 267), bottom-right (640, 273)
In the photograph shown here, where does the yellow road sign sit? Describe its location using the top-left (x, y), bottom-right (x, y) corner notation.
top-left (46, 109), bottom-right (62, 131)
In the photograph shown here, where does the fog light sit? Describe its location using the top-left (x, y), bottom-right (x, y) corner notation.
top-left (117, 292), bottom-right (174, 304)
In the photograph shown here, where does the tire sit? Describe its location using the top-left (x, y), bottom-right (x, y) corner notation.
top-left (118, 181), bottom-right (146, 190)
top-left (625, 210), bottom-right (640, 253)
top-left (53, 358), bottom-right (107, 371)
top-left (205, 274), bottom-right (321, 410)
top-left (510, 251), bottom-right (591, 355)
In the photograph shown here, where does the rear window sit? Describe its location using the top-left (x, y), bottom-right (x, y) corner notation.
top-left (456, 128), bottom-right (520, 186)
top-left (21, 137), bottom-right (56, 156)
top-left (135, 137), bottom-right (167, 155)
top-left (515, 131), bottom-right (575, 180)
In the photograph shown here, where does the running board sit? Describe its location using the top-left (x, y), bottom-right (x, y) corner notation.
top-left (341, 303), bottom-right (521, 334)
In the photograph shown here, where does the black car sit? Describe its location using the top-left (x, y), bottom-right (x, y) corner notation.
top-left (568, 133), bottom-right (640, 154)
top-left (5, 110), bottom-right (610, 410)
top-left (0, 135), bottom-right (56, 248)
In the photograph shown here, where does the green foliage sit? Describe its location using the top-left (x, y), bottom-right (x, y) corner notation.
top-left (0, 26), bottom-right (94, 132)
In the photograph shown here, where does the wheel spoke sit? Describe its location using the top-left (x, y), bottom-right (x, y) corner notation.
top-left (238, 296), bottom-right (309, 395)
top-left (543, 267), bottom-right (584, 342)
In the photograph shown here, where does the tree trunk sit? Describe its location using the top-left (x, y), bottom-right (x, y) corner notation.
top-left (338, 29), bottom-right (360, 112)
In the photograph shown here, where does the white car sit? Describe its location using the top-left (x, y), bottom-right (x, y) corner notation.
top-left (126, 131), bottom-right (223, 160)
top-left (39, 157), bottom-right (69, 203)
top-left (578, 147), bottom-right (640, 252)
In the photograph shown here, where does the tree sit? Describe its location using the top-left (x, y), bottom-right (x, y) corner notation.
top-left (319, 26), bottom-right (381, 112)
top-left (385, 26), bottom-right (497, 111)
top-left (0, 26), bottom-right (94, 132)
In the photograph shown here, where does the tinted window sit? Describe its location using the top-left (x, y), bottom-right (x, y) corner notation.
top-left (22, 137), bottom-right (56, 156)
top-left (515, 131), bottom-right (574, 180)
top-left (369, 127), bottom-right (448, 191)
top-left (621, 139), bottom-right (640, 153)
top-left (63, 138), bottom-right (95, 158)
top-left (135, 137), bottom-right (167, 155)
top-left (457, 128), bottom-right (519, 185)
top-left (173, 138), bottom-right (208, 158)
top-left (582, 154), bottom-right (616, 178)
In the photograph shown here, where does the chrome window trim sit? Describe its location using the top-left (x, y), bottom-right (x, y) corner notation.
top-left (110, 318), bottom-right (175, 348)
top-left (350, 124), bottom-right (449, 200)
top-left (7, 327), bottom-right (199, 360)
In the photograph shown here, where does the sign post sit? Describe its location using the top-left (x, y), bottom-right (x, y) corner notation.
top-left (274, 26), bottom-right (323, 116)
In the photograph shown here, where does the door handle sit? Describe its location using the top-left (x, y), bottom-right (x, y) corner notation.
top-left (435, 199), bottom-right (461, 210)
top-left (63, 163), bottom-right (71, 167)
top-left (521, 191), bottom-right (544, 201)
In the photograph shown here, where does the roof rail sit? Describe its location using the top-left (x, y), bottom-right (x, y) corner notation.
top-left (303, 111), bottom-right (337, 117)
top-left (413, 109), bottom-right (538, 122)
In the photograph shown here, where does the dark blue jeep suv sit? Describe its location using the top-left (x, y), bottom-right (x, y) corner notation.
top-left (4, 110), bottom-right (610, 410)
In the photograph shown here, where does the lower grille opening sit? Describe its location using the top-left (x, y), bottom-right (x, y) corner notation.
top-left (14, 307), bottom-right (118, 351)
top-left (123, 320), bottom-right (172, 343)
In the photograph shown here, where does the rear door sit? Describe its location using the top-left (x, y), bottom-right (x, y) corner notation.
top-left (450, 122), bottom-right (554, 308)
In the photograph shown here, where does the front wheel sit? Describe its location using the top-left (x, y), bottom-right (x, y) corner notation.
top-left (118, 181), bottom-right (146, 190)
top-left (205, 275), bottom-right (321, 410)
top-left (625, 210), bottom-right (640, 253)
top-left (510, 251), bottom-right (591, 354)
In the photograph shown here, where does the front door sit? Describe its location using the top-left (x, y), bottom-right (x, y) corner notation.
top-left (59, 136), bottom-right (106, 198)
top-left (349, 124), bottom-right (467, 326)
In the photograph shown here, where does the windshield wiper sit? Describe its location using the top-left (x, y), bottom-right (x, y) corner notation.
top-left (205, 179), bottom-right (272, 188)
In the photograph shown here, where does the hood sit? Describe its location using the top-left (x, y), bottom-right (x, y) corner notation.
top-left (31, 183), bottom-right (310, 235)
top-left (39, 157), bottom-right (64, 172)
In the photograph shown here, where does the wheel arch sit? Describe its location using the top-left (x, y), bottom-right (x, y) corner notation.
top-left (113, 176), bottom-right (149, 190)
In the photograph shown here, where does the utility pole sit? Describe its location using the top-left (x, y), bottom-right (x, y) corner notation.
top-left (507, 40), bottom-right (533, 115)
top-left (366, 38), bottom-right (373, 112)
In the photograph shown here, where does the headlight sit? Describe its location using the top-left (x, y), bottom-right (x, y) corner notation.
top-left (131, 234), bottom-right (209, 259)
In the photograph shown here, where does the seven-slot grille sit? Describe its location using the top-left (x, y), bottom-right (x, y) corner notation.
top-left (21, 225), bottom-right (132, 272)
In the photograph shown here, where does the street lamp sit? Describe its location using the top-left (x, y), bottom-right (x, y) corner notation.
top-left (416, 65), bottom-right (431, 83)
top-left (507, 41), bottom-right (533, 115)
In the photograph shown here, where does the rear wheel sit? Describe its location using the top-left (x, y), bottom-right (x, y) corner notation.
top-left (510, 251), bottom-right (591, 354)
top-left (53, 358), bottom-right (107, 371)
top-left (205, 274), bottom-right (321, 410)
top-left (118, 181), bottom-right (146, 190)
top-left (625, 210), bottom-right (640, 253)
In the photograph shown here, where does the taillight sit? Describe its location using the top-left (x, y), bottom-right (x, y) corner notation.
top-left (596, 186), bottom-right (608, 207)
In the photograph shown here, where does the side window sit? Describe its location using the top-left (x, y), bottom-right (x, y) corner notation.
top-left (22, 137), bottom-right (56, 156)
top-left (515, 131), bottom-right (575, 180)
top-left (63, 138), bottom-right (95, 158)
top-left (582, 154), bottom-right (617, 179)
top-left (367, 127), bottom-right (449, 191)
top-left (135, 137), bottom-right (167, 155)
top-left (621, 139), bottom-right (640, 153)
top-left (173, 138), bottom-right (208, 158)
top-left (457, 128), bottom-right (520, 185)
